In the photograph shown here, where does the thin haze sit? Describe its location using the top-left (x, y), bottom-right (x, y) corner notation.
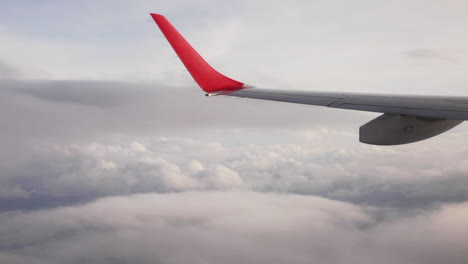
top-left (0, 1), bottom-right (468, 263)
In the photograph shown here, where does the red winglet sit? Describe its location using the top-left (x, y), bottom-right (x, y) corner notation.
top-left (150, 13), bottom-right (245, 93)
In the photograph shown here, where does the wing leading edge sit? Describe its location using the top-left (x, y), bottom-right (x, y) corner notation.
top-left (150, 13), bottom-right (466, 145)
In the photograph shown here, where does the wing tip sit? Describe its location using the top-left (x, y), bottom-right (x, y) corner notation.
top-left (150, 13), bottom-right (246, 93)
top-left (150, 13), bottom-right (164, 21)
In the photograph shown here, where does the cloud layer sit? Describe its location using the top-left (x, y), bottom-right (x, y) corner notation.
top-left (0, 77), bottom-right (467, 263)
top-left (0, 78), bottom-right (467, 213)
top-left (0, 192), bottom-right (467, 264)
top-left (2, 133), bottom-right (468, 212)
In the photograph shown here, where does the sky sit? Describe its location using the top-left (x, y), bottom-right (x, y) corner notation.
top-left (1, 0), bottom-right (468, 263)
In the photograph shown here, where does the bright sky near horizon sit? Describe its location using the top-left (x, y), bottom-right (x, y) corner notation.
top-left (1, 1), bottom-right (468, 264)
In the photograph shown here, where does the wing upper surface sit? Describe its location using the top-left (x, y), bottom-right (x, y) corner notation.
top-left (228, 88), bottom-right (468, 120)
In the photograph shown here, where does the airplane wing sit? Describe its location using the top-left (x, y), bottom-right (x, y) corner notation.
top-left (150, 13), bottom-right (466, 145)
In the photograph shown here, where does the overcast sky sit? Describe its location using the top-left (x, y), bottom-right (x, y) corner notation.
top-left (1, 1), bottom-right (468, 263)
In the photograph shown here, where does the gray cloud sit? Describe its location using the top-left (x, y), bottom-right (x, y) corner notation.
top-left (404, 48), bottom-right (468, 64)
top-left (0, 60), bottom-right (20, 80)
top-left (0, 79), bottom-right (367, 143)
top-left (0, 192), bottom-right (467, 264)
top-left (405, 49), bottom-right (441, 59)
top-left (15, 80), bottom-right (139, 108)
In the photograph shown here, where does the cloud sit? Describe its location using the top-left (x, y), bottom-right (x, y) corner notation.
top-left (0, 192), bottom-right (467, 264)
top-left (0, 75), bottom-right (467, 214)
top-left (0, 79), bottom-right (366, 145)
top-left (15, 80), bottom-right (138, 108)
top-left (405, 49), bottom-right (442, 59)
top-left (404, 48), bottom-right (468, 64)
top-left (2, 133), bottom-right (468, 212)
top-left (0, 60), bottom-right (20, 80)
top-left (0, 79), bottom-right (367, 212)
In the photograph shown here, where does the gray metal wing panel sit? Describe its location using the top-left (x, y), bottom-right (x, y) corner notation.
top-left (228, 89), bottom-right (345, 107)
top-left (227, 88), bottom-right (468, 120)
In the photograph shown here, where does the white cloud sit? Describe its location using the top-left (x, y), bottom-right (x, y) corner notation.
top-left (0, 192), bottom-right (467, 264)
top-left (204, 164), bottom-right (244, 189)
top-left (2, 133), bottom-right (468, 211)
